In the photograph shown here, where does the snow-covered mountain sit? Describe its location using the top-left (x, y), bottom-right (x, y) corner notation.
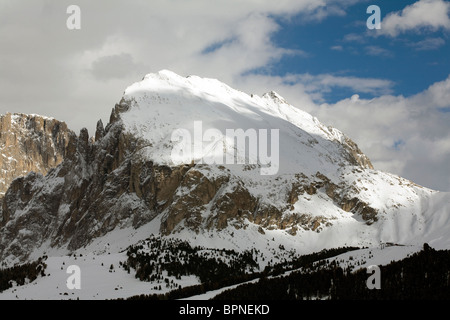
top-left (0, 70), bottom-right (449, 299)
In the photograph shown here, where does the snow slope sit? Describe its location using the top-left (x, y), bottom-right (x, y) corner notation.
top-left (120, 70), bottom-right (365, 178)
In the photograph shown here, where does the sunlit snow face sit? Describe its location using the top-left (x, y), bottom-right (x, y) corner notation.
top-left (170, 120), bottom-right (279, 176)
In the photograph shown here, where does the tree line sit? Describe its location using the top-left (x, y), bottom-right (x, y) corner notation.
top-left (122, 243), bottom-right (360, 300)
top-left (122, 235), bottom-right (259, 284)
top-left (213, 243), bottom-right (450, 300)
top-left (0, 256), bottom-right (47, 293)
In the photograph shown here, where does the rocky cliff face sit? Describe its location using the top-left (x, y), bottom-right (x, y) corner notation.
top-left (0, 107), bottom-right (376, 262)
top-left (0, 113), bottom-right (74, 197)
top-left (0, 71), bottom-right (446, 264)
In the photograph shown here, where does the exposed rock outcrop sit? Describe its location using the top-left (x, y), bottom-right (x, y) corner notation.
top-left (0, 113), bottom-right (74, 197)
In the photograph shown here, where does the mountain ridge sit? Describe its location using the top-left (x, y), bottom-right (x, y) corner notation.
top-left (0, 70), bottom-right (449, 268)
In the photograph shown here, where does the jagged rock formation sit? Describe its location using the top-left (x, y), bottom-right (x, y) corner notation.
top-left (0, 70), bottom-right (448, 264)
top-left (0, 113), bottom-right (74, 197)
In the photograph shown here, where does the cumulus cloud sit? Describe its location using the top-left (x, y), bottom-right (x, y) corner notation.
top-left (380, 0), bottom-right (450, 37)
top-left (90, 53), bottom-right (147, 80)
top-left (312, 76), bottom-right (450, 191)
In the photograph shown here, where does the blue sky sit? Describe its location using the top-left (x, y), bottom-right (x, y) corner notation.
top-left (0, 0), bottom-right (449, 191)
top-left (269, 0), bottom-right (450, 102)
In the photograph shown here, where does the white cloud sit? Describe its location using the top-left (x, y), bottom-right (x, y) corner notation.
top-left (380, 0), bottom-right (450, 37)
top-left (330, 45), bottom-right (343, 51)
top-left (414, 74), bottom-right (450, 108)
top-left (408, 37), bottom-right (446, 50)
top-left (364, 45), bottom-right (394, 57)
top-left (311, 76), bottom-right (450, 191)
top-left (343, 32), bottom-right (367, 43)
top-left (234, 72), bottom-right (395, 106)
top-left (295, 73), bottom-right (394, 97)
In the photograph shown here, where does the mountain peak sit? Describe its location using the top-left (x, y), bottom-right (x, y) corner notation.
top-left (262, 90), bottom-right (289, 105)
top-left (126, 70), bottom-right (243, 101)
top-left (117, 70), bottom-right (373, 178)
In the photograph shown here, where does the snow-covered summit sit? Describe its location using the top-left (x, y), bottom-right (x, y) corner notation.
top-left (118, 70), bottom-right (371, 178)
